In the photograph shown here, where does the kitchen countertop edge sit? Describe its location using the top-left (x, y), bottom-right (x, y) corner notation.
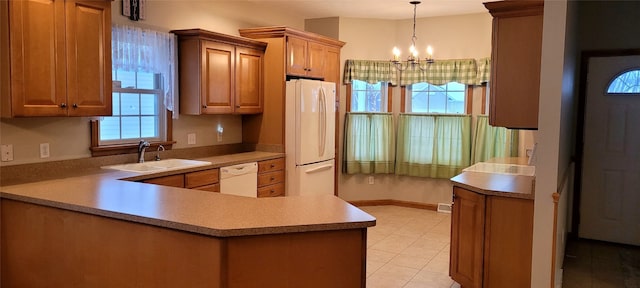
top-left (1, 151), bottom-right (376, 237)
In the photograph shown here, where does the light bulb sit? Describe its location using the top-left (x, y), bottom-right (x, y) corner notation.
top-left (426, 45), bottom-right (434, 58)
top-left (392, 47), bottom-right (400, 60)
top-left (409, 45), bottom-right (418, 57)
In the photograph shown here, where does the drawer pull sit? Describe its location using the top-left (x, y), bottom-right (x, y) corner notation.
top-left (270, 164), bottom-right (275, 168)
top-left (270, 177), bottom-right (275, 181)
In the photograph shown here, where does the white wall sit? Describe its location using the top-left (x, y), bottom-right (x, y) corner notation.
top-left (532, 0), bottom-right (579, 286)
top-left (336, 14), bottom-right (495, 205)
top-left (0, 1), bottom-right (305, 166)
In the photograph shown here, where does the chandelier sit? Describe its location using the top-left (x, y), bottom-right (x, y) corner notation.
top-left (391, 1), bottom-right (434, 71)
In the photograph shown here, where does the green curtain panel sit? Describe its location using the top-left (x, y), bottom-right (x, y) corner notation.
top-left (343, 60), bottom-right (398, 85)
top-left (396, 114), bottom-right (471, 178)
top-left (343, 113), bottom-right (395, 174)
top-left (398, 59), bottom-right (479, 86)
top-left (472, 115), bottom-right (519, 163)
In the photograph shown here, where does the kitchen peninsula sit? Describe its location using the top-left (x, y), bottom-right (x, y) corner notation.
top-left (0, 152), bottom-right (375, 288)
top-left (449, 158), bottom-right (535, 288)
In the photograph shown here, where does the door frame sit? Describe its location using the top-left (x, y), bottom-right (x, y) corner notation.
top-left (572, 48), bottom-right (640, 236)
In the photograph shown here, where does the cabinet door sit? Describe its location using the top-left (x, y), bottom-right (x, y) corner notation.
top-left (286, 36), bottom-right (308, 77)
top-left (65, 0), bottom-right (111, 116)
top-left (201, 41), bottom-right (234, 114)
top-left (306, 41), bottom-right (326, 79)
top-left (8, 0), bottom-right (67, 116)
top-left (235, 46), bottom-right (263, 114)
top-left (488, 4), bottom-right (543, 129)
top-left (483, 196), bottom-right (534, 288)
top-left (450, 187), bottom-right (485, 288)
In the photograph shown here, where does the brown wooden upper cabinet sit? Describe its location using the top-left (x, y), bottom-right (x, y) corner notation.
top-left (1, 0), bottom-right (112, 117)
top-left (484, 0), bottom-right (543, 129)
top-left (238, 26), bottom-right (345, 150)
top-left (287, 36), bottom-right (326, 79)
top-left (172, 29), bottom-right (267, 115)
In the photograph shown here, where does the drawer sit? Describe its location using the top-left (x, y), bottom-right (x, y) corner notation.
top-left (257, 170), bottom-right (285, 187)
top-left (143, 174), bottom-right (184, 188)
top-left (192, 183), bottom-right (220, 193)
top-left (185, 169), bottom-right (219, 188)
top-left (257, 182), bottom-right (285, 197)
top-left (258, 158), bottom-right (285, 173)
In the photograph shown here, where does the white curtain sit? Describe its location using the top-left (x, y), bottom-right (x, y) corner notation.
top-left (111, 24), bottom-right (177, 117)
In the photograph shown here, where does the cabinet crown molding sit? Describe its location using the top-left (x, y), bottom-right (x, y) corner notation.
top-left (483, 0), bottom-right (544, 17)
top-left (239, 26), bottom-right (345, 48)
top-left (171, 29), bottom-right (267, 50)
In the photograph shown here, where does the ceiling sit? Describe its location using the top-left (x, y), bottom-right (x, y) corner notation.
top-left (218, 0), bottom-right (489, 20)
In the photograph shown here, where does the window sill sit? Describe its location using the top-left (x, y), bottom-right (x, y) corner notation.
top-left (90, 141), bottom-right (176, 157)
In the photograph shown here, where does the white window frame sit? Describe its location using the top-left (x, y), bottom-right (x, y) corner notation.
top-left (405, 81), bottom-right (467, 114)
top-left (348, 79), bottom-right (391, 112)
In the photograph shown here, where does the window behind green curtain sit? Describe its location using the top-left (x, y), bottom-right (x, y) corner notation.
top-left (343, 113), bottom-right (395, 174)
top-left (396, 114), bottom-right (471, 178)
top-left (472, 115), bottom-right (519, 163)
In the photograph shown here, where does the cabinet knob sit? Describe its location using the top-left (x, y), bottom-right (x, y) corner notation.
top-left (270, 164), bottom-right (275, 168)
top-left (236, 105), bottom-right (240, 108)
top-left (60, 103), bottom-right (67, 108)
top-left (72, 103), bottom-right (78, 109)
top-left (270, 177), bottom-right (275, 181)
top-left (202, 105), bottom-right (207, 109)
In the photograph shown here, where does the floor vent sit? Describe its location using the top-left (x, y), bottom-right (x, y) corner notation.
top-left (437, 203), bottom-right (452, 213)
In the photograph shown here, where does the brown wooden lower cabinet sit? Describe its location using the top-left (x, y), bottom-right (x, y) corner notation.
top-left (450, 186), bottom-right (534, 288)
top-left (142, 174), bottom-right (184, 187)
top-left (1, 199), bottom-right (367, 288)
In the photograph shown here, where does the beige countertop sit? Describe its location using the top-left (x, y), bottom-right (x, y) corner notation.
top-left (0, 151), bottom-right (376, 237)
top-left (450, 157), bottom-right (535, 200)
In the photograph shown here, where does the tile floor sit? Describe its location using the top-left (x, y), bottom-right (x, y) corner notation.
top-left (563, 237), bottom-right (640, 288)
top-left (360, 205), bottom-right (461, 288)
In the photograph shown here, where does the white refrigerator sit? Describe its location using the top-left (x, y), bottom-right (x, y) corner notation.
top-left (285, 79), bottom-right (336, 196)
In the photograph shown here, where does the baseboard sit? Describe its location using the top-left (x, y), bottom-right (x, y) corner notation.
top-left (348, 199), bottom-right (438, 211)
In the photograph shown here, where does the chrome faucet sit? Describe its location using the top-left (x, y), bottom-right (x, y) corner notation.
top-left (155, 145), bottom-right (165, 161)
top-left (137, 140), bottom-right (150, 163)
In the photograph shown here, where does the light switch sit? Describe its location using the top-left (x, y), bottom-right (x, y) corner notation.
top-left (187, 133), bottom-right (196, 145)
top-left (40, 143), bottom-right (50, 158)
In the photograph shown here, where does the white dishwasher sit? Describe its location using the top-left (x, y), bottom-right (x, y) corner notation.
top-left (220, 162), bottom-right (258, 197)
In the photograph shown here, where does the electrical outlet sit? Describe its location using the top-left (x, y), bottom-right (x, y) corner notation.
top-left (187, 133), bottom-right (196, 145)
top-left (40, 143), bottom-right (50, 158)
top-left (368, 176), bottom-right (374, 185)
top-left (217, 125), bottom-right (223, 142)
top-left (1, 144), bottom-right (13, 162)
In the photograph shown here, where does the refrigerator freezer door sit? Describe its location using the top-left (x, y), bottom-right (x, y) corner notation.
top-left (295, 80), bottom-right (336, 165)
top-left (288, 159), bottom-right (335, 196)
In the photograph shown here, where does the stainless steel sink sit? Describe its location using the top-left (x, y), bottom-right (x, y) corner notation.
top-left (102, 159), bottom-right (211, 173)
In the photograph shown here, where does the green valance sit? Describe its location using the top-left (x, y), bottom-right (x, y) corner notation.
top-left (343, 60), bottom-right (398, 86)
top-left (476, 57), bottom-right (491, 85)
top-left (398, 59), bottom-right (479, 86)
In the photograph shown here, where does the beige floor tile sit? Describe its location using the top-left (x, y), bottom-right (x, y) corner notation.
top-left (408, 269), bottom-right (455, 287)
top-left (388, 253), bottom-right (431, 270)
top-left (369, 248), bottom-right (398, 263)
top-left (367, 260), bottom-right (387, 277)
top-left (423, 257), bottom-right (451, 274)
top-left (361, 205), bottom-right (454, 288)
top-left (371, 234), bottom-right (418, 254)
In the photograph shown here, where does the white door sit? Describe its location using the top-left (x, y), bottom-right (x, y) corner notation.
top-left (289, 159), bottom-right (335, 196)
top-left (580, 55), bottom-right (640, 245)
top-left (295, 80), bottom-right (335, 165)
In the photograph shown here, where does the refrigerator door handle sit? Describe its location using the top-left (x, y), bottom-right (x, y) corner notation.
top-left (304, 163), bottom-right (333, 174)
top-left (318, 87), bottom-right (326, 157)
